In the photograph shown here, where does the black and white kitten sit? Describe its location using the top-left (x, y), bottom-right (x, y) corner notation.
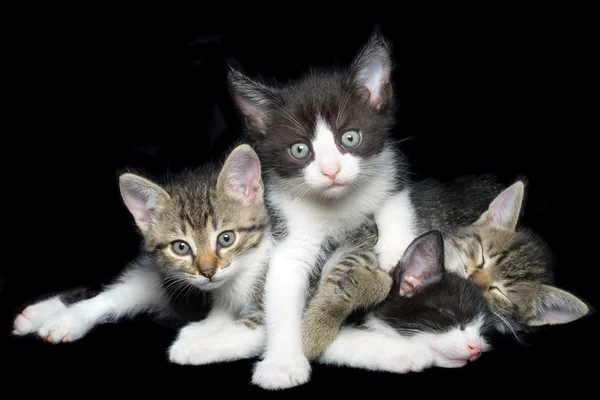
top-left (317, 230), bottom-right (497, 373)
top-left (228, 34), bottom-right (404, 389)
top-left (12, 144), bottom-right (273, 366)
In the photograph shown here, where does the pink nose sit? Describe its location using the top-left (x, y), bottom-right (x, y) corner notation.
top-left (321, 165), bottom-right (340, 180)
top-left (468, 343), bottom-right (481, 356)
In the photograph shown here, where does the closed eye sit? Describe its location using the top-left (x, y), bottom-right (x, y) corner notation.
top-left (489, 286), bottom-right (514, 304)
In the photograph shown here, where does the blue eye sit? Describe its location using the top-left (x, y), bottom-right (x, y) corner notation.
top-left (340, 130), bottom-right (361, 148)
top-left (217, 231), bottom-right (236, 248)
top-left (171, 241), bottom-right (191, 256)
top-left (290, 143), bottom-right (311, 159)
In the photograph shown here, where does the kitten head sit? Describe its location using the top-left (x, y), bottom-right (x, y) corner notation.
top-left (228, 34), bottom-right (397, 200)
top-left (377, 231), bottom-right (496, 368)
top-left (445, 181), bottom-right (589, 329)
top-left (119, 144), bottom-right (269, 291)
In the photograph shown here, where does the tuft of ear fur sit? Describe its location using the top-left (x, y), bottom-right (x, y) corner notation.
top-left (393, 231), bottom-right (445, 297)
top-left (527, 285), bottom-right (590, 326)
top-left (119, 173), bottom-right (170, 233)
top-left (475, 181), bottom-right (525, 231)
top-left (227, 67), bottom-right (276, 135)
top-left (351, 33), bottom-right (393, 109)
top-left (217, 144), bottom-right (263, 206)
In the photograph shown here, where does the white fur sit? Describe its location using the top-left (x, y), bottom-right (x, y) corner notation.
top-left (14, 234), bottom-right (273, 366)
top-left (374, 188), bottom-right (418, 273)
top-left (36, 261), bottom-right (166, 343)
top-left (318, 326), bottom-right (433, 373)
top-left (252, 128), bottom-right (400, 389)
top-left (319, 314), bottom-right (490, 373)
top-left (302, 117), bottom-right (360, 198)
top-left (12, 296), bottom-right (67, 335)
top-left (168, 308), bottom-right (266, 365)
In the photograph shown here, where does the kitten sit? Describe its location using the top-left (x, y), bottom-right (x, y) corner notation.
top-left (227, 33), bottom-right (404, 389)
top-left (315, 230), bottom-right (497, 373)
top-left (12, 144), bottom-right (273, 366)
top-left (305, 176), bottom-right (588, 357)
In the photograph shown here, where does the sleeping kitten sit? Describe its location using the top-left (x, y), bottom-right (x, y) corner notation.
top-left (304, 176), bottom-right (588, 359)
top-left (12, 144), bottom-right (272, 366)
top-left (227, 33), bottom-right (404, 389)
top-left (316, 230), bottom-right (497, 373)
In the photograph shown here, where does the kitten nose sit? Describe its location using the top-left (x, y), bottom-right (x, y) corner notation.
top-left (321, 164), bottom-right (340, 180)
top-left (199, 267), bottom-right (216, 279)
top-left (467, 342), bottom-right (482, 356)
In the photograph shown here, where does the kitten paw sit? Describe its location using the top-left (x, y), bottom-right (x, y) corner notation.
top-left (386, 345), bottom-right (434, 374)
top-left (251, 356), bottom-right (311, 390)
top-left (325, 261), bottom-right (393, 309)
top-left (12, 297), bottom-right (67, 336)
top-left (168, 334), bottom-right (216, 365)
top-left (36, 308), bottom-right (91, 343)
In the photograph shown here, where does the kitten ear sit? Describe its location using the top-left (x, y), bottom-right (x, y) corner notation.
top-left (527, 285), bottom-right (590, 326)
top-left (393, 231), bottom-right (445, 297)
top-left (351, 33), bottom-right (393, 109)
top-left (475, 181), bottom-right (525, 231)
top-left (119, 173), bottom-right (170, 233)
top-left (217, 144), bottom-right (263, 206)
top-left (227, 68), bottom-right (275, 136)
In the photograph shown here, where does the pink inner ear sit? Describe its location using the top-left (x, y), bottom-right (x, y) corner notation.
top-left (399, 273), bottom-right (425, 296)
top-left (125, 196), bottom-right (154, 226)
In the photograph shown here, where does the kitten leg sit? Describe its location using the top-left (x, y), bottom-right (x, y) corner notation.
top-left (168, 307), bottom-right (265, 365)
top-left (318, 326), bottom-right (435, 374)
top-left (35, 263), bottom-right (165, 343)
top-left (251, 235), bottom-right (324, 390)
top-left (374, 190), bottom-right (418, 273)
top-left (302, 251), bottom-right (392, 360)
top-left (12, 286), bottom-right (99, 336)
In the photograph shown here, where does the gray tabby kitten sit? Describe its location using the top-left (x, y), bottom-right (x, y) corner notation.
top-left (302, 175), bottom-right (588, 358)
top-left (12, 144), bottom-right (273, 366)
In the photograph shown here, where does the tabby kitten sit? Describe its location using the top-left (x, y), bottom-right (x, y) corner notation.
top-left (228, 33), bottom-right (404, 389)
top-left (12, 144), bottom-right (272, 366)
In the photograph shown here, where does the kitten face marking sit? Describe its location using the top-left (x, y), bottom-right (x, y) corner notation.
top-left (444, 181), bottom-right (589, 328)
top-left (228, 34), bottom-right (396, 202)
top-left (120, 144), bottom-right (269, 292)
top-left (376, 231), bottom-right (496, 367)
top-left (300, 117), bottom-right (361, 198)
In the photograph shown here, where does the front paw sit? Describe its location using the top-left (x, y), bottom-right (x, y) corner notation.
top-left (36, 308), bottom-right (91, 343)
top-left (386, 345), bottom-right (434, 374)
top-left (12, 297), bottom-right (67, 336)
top-left (251, 356), bottom-right (311, 390)
top-left (168, 333), bottom-right (215, 365)
top-left (325, 261), bottom-right (393, 309)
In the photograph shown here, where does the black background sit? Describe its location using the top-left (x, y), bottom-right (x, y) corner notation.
top-left (4, 10), bottom-right (597, 396)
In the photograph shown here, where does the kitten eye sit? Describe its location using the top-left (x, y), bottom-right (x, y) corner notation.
top-left (340, 130), bottom-right (361, 148)
top-left (171, 241), bottom-right (191, 256)
top-left (441, 309), bottom-right (456, 318)
top-left (217, 231), bottom-right (236, 248)
top-left (289, 143), bottom-right (311, 159)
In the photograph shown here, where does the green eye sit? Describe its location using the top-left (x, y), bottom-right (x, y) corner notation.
top-left (290, 143), bottom-right (311, 159)
top-left (340, 130), bottom-right (361, 148)
top-left (171, 241), bottom-right (191, 256)
top-left (217, 231), bottom-right (236, 248)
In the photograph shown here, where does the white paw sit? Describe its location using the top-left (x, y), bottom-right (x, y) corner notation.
top-left (12, 297), bottom-right (67, 336)
top-left (37, 308), bottom-right (91, 343)
top-left (252, 356), bottom-right (311, 390)
top-left (168, 333), bottom-right (218, 365)
top-left (383, 344), bottom-right (434, 374)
